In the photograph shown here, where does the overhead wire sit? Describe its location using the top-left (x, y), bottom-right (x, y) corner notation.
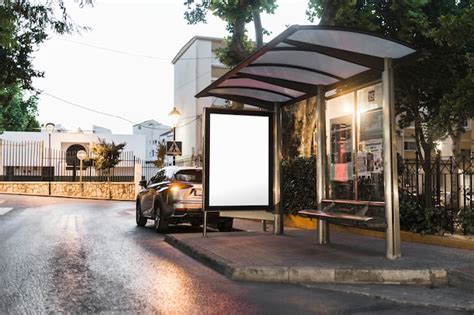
top-left (39, 90), bottom-right (199, 131)
top-left (61, 38), bottom-right (217, 61)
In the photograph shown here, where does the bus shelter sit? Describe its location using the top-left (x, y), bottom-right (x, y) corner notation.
top-left (196, 25), bottom-right (418, 259)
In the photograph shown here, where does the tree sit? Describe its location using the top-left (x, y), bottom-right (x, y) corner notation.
top-left (0, 85), bottom-right (40, 132)
top-left (91, 138), bottom-right (126, 182)
top-left (184, 0), bottom-right (277, 67)
top-left (154, 142), bottom-right (167, 168)
top-left (307, 0), bottom-right (474, 208)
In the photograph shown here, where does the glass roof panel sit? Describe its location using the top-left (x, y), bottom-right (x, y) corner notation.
top-left (239, 66), bottom-right (339, 85)
top-left (208, 88), bottom-right (292, 103)
top-left (275, 42), bottom-right (295, 48)
top-left (288, 29), bottom-right (416, 59)
top-left (217, 78), bottom-right (304, 98)
top-left (253, 50), bottom-right (369, 78)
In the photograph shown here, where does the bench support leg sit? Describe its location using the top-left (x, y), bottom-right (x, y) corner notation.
top-left (318, 220), bottom-right (329, 244)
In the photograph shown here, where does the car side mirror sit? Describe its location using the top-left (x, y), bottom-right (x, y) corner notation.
top-left (139, 180), bottom-right (147, 188)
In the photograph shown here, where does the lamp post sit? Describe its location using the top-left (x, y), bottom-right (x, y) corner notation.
top-left (168, 106), bottom-right (181, 166)
top-left (45, 122), bottom-right (55, 195)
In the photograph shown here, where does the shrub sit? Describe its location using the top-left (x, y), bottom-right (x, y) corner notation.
top-left (281, 156), bottom-right (316, 215)
top-left (399, 190), bottom-right (456, 235)
top-left (458, 208), bottom-right (474, 235)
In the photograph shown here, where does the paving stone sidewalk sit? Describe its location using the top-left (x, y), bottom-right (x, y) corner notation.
top-left (165, 220), bottom-right (474, 287)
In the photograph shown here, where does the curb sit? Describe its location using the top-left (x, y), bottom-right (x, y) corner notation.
top-left (165, 234), bottom-right (448, 286)
top-left (448, 270), bottom-right (474, 292)
top-left (284, 215), bottom-right (474, 251)
top-left (300, 283), bottom-right (474, 312)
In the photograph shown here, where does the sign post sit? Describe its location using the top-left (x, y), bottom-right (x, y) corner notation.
top-left (76, 150), bottom-right (87, 183)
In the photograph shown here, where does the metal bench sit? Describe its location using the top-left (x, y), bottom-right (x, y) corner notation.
top-left (298, 199), bottom-right (387, 231)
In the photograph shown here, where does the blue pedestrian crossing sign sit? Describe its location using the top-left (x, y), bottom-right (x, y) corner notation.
top-left (166, 141), bottom-right (182, 156)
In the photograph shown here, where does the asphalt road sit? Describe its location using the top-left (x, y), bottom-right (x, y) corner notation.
top-left (0, 195), bottom-right (468, 314)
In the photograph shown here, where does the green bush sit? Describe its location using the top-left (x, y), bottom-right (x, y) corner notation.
top-left (281, 156), bottom-right (317, 215)
top-left (458, 208), bottom-right (474, 235)
top-left (399, 190), bottom-right (456, 235)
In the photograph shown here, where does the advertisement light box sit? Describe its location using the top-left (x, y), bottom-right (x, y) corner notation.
top-left (204, 108), bottom-right (273, 211)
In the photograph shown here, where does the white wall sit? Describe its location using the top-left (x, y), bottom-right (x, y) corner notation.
top-left (173, 37), bottom-right (227, 163)
top-left (133, 121), bottom-right (170, 161)
top-left (0, 131), bottom-right (146, 160)
top-left (174, 40), bottom-right (199, 158)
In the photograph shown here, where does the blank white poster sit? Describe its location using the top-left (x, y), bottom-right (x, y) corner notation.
top-left (208, 113), bottom-right (270, 207)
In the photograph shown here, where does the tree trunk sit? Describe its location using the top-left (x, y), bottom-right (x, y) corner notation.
top-left (229, 1), bottom-right (249, 63)
top-left (282, 97), bottom-right (318, 159)
top-left (298, 96), bottom-right (317, 157)
top-left (423, 147), bottom-right (433, 209)
top-left (450, 132), bottom-right (463, 208)
top-left (319, 0), bottom-right (345, 25)
top-left (252, 9), bottom-right (263, 47)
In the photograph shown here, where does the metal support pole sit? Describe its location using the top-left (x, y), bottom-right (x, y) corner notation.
top-left (203, 210), bottom-right (208, 237)
top-left (316, 85), bottom-right (329, 244)
top-left (48, 133), bottom-right (51, 196)
top-left (173, 127), bottom-right (176, 166)
top-left (262, 220), bottom-right (267, 232)
top-left (273, 103), bottom-right (283, 235)
top-left (382, 58), bottom-right (401, 259)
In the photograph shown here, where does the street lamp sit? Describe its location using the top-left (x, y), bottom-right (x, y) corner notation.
top-left (168, 106), bottom-right (181, 166)
top-left (45, 122), bottom-right (55, 195)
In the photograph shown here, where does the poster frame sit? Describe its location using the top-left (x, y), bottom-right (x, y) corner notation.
top-left (204, 107), bottom-right (274, 212)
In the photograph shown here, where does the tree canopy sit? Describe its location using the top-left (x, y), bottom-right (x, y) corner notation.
top-left (91, 138), bottom-right (126, 175)
top-left (308, 0), bottom-right (474, 207)
top-left (0, 85), bottom-right (40, 132)
top-left (0, 0), bottom-right (92, 132)
top-left (0, 0), bottom-right (92, 91)
top-left (184, 0), bottom-right (277, 66)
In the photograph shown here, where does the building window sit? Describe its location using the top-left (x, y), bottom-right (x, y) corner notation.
top-left (151, 150), bottom-right (155, 157)
top-left (404, 141), bottom-right (417, 151)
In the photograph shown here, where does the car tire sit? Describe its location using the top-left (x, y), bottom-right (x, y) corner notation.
top-left (191, 222), bottom-right (201, 227)
top-left (154, 208), bottom-right (169, 233)
top-left (136, 202), bottom-right (147, 227)
top-left (217, 219), bottom-right (233, 232)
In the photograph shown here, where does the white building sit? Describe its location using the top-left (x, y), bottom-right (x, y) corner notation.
top-left (0, 128), bottom-right (145, 159)
top-left (172, 36), bottom-right (228, 165)
top-left (0, 127), bottom-right (146, 180)
top-left (132, 120), bottom-right (170, 163)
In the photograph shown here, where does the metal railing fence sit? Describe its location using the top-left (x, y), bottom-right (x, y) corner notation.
top-left (0, 140), bottom-right (136, 182)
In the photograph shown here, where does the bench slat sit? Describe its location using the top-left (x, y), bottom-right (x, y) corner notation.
top-left (299, 209), bottom-right (374, 222)
top-left (321, 199), bottom-right (385, 207)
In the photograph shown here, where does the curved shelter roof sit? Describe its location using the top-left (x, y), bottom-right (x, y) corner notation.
top-left (196, 25), bottom-right (418, 110)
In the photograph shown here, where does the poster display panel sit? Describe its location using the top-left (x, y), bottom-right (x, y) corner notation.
top-left (204, 108), bottom-right (273, 211)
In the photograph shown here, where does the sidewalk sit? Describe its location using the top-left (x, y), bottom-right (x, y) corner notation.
top-left (165, 220), bottom-right (474, 287)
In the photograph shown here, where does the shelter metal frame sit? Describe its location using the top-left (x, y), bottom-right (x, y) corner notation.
top-left (197, 25), bottom-right (419, 259)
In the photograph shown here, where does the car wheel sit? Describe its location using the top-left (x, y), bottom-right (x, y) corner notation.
top-left (217, 219), bottom-right (233, 232)
top-left (191, 222), bottom-right (201, 228)
top-left (154, 209), bottom-right (169, 233)
top-left (136, 202), bottom-right (147, 227)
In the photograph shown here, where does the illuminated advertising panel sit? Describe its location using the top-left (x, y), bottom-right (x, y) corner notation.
top-left (204, 108), bottom-right (273, 211)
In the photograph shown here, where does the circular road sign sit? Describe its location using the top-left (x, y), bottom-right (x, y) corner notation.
top-left (76, 150), bottom-right (88, 161)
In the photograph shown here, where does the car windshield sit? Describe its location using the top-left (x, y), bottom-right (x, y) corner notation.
top-left (175, 169), bottom-right (202, 183)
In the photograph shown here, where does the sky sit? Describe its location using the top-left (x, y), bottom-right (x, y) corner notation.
top-left (33, 0), bottom-right (313, 134)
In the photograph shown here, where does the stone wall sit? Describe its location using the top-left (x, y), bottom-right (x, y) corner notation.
top-left (0, 182), bottom-right (136, 201)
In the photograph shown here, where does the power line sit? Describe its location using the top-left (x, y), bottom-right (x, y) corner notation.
top-left (61, 38), bottom-right (217, 61)
top-left (39, 90), bottom-right (200, 131)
